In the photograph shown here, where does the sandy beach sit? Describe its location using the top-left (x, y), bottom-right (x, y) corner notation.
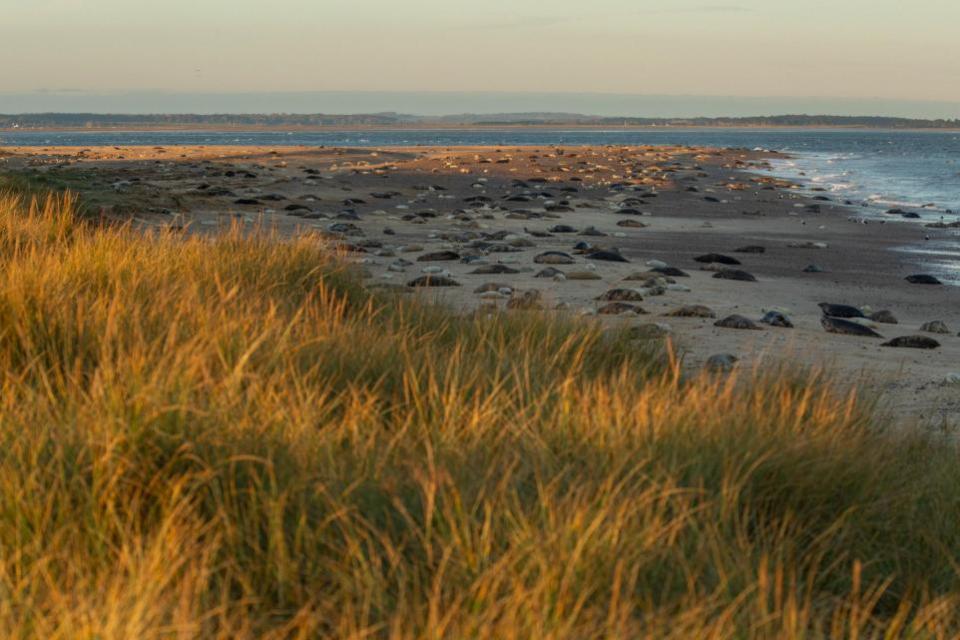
top-left (1, 143), bottom-right (957, 424)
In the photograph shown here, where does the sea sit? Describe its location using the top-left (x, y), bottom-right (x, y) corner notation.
top-left (2, 127), bottom-right (959, 271)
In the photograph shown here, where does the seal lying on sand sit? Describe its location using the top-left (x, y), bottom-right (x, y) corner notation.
top-left (818, 303), bottom-right (864, 319)
top-left (694, 253), bottom-right (741, 265)
top-left (761, 311), bottom-right (794, 328)
top-left (665, 305), bottom-right (716, 318)
top-left (407, 275), bottom-right (461, 287)
top-left (417, 251), bottom-right (460, 262)
top-left (714, 314), bottom-right (762, 330)
top-left (821, 316), bottom-right (882, 338)
top-left (712, 269), bottom-right (757, 282)
top-left (596, 288), bottom-right (644, 302)
top-left (534, 267), bottom-right (564, 278)
top-left (705, 353), bottom-right (739, 372)
top-left (882, 335), bottom-right (941, 349)
top-left (868, 310), bottom-right (898, 324)
top-left (650, 266), bottom-right (689, 277)
top-left (905, 274), bottom-right (942, 285)
top-left (920, 320), bottom-right (951, 334)
top-left (598, 302), bottom-right (645, 315)
top-left (534, 251), bottom-right (575, 265)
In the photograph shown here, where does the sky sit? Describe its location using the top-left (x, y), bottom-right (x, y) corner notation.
top-left (2, 0), bottom-right (959, 116)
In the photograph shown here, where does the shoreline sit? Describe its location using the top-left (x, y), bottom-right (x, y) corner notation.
top-left (1, 143), bottom-right (957, 423)
top-left (748, 153), bottom-right (960, 244)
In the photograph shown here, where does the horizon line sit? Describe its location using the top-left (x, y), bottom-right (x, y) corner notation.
top-left (2, 91), bottom-right (958, 120)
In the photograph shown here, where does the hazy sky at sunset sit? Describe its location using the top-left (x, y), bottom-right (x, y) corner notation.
top-left (2, 0), bottom-right (959, 115)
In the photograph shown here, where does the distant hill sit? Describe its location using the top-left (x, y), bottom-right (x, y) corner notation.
top-left (589, 115), bottom-right (960, 128)
top-left (1, 112), bottom-right (959, 130)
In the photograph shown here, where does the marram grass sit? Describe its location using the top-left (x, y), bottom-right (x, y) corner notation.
top-left (0, 192), bottom-right (958, 638)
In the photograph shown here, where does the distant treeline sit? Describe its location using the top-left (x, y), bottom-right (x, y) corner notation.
top-left (1, 112), bottom-right (959, 129)
top-left (469, 114), bottom-right (960, 128)
top-left (0, 113), bottom-right (404, 128)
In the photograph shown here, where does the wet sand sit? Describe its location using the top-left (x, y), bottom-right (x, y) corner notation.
top-left (1, 144), bottom-right (957, 425)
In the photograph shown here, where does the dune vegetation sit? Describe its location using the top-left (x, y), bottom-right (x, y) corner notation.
top-left (0, 190), bottom-right (958, 638)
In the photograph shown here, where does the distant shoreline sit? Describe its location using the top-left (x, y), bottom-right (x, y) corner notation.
top-left (4, 124), bottom-right (960, 133)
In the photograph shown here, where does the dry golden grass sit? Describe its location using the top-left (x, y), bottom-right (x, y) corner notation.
top-left (0, 191), bottom-right (958, 638)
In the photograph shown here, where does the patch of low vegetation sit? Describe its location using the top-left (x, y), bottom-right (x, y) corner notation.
top-left (0, 167), bottom-right (179, 218)
top-left (0, 189), bottom-right (959, 638)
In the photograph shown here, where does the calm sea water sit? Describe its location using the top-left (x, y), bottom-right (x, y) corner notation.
top-left (3, 127), bottom-right (960, 220)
